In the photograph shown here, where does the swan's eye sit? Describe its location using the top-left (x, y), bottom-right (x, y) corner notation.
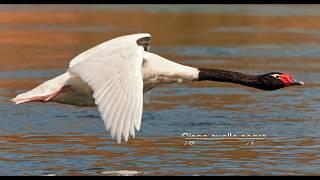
top-left (270, 74), bottom-right (281, 79)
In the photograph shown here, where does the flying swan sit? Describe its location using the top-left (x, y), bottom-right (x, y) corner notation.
top-left (12, 33), bottom-right (304, 143)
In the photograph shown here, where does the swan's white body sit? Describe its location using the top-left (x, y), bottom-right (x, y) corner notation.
top-left (12, 33), bottom-right (199, 143)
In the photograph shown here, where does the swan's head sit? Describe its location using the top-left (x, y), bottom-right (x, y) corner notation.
top-left (259, 72), bottom-right (304, 91)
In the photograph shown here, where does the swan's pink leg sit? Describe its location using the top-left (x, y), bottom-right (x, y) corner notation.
top-left (12, 85), bottom-right (71, 105)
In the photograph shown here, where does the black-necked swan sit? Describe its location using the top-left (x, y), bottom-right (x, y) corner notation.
top-left (12, 33), bottom-right (304, 143)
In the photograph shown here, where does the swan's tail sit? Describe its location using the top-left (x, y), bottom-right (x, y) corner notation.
top-left (12, 92), bottom-right (57, 105)
top-left (12, 73), bottom-right (71, 105)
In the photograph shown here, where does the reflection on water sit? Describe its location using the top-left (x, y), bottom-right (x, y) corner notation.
top-left (0, 5), bottom-right (319, 176)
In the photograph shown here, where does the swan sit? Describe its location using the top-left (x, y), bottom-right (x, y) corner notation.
top-left (12, 33), bottom-right (304, 143)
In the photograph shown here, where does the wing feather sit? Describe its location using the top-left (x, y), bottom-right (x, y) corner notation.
top-left (69, 38), bottom-right (145, 143)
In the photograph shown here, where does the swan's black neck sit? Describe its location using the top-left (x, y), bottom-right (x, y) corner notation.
top-left (198, 68), bottom-right (264, 90)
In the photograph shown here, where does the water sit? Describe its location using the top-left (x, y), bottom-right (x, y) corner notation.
top-left (0, 5), bottom-right (319, 176)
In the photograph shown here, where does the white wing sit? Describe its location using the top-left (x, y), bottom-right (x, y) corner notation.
top-left (68, 33), bottom-right (150, 143)
top-left (69, 33), bottom-right (151, 67)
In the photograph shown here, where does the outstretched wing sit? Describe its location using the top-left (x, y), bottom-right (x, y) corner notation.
top-left (68, 33), bottom-right (151, 143)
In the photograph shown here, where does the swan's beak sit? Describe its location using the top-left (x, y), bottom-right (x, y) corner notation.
top-left (293, 80), bottom-right (304, 86)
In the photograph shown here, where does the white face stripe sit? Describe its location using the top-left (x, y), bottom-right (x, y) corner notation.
top-left (270, 74), bottom-right (281, 79)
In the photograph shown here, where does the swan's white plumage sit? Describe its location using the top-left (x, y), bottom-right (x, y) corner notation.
top-left (69, 33), bottom-right (151, 68)
top-left (68, 34), bottom-right (147, 143)
top-left (142, 51), bottom-right (199, 91)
